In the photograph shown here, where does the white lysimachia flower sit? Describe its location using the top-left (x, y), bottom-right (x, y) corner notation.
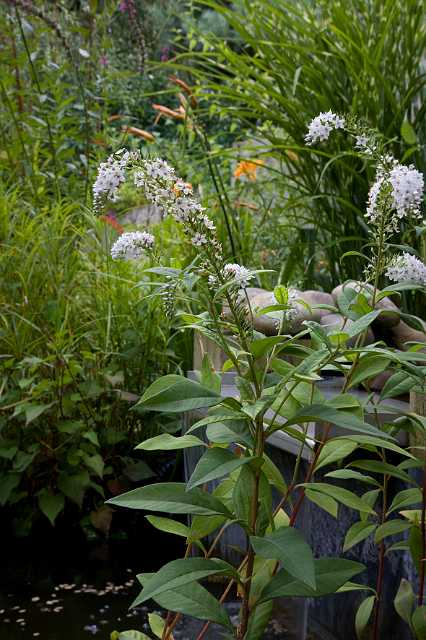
top-left (386, 253), bottom-right (426, 286)
top-left (93, 150), bottom-right (137, 207)
top-left (110, 231), bottom-right (154, 261)
top-left (366, 159), bottom-right (424, 225)
top-left (305, 111), bottom-right (345, 145)
top-left (223, 263), bottom-right (253, 289)
top-left (389, 164), bottom-right (424, 219)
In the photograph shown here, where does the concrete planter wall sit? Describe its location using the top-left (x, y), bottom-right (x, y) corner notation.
top-left (183, 372), bottom-right (415, 640)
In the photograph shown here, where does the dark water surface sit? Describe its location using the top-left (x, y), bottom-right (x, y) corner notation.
top-left (0, 513), bottom-right (313, 640)
top-left (0, 512), bottom-right (180, 640)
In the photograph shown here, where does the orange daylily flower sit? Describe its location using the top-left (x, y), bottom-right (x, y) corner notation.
top-left (233, 159), bottom-right (265, 181)
top-left (122, 126), bottom-right (155, 142)
top-left (100, 214), bottom-right (124, 235)
top-left (152, 103), bottom-right (185, 121)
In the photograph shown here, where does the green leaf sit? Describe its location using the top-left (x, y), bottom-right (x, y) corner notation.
top-left (347, 311), bottom-right (380, 338)
top-left (343, 522), bottom-right (376, 552)
top-left (83, 431), bottom-right (99, 447)
top-left (412, 606), bottom-right (426, 640)
top-left (251, 527), bottom-right (316, 589)
top-left (245, 601), bottom-right (273, 640)
top-left (24, 402), bottom-right (53, 425)
top-left (355, 595), bottom-right (375, 640)
top-left (349, 460), bottom-right (415, 484)
top-left (0, 473), bottom-right (21, 506)
top-left (394, 579), bottom-right (415, 627)
top-left (401, 119), bottom-right (417, 145)
top-left (58, 471), bottom-right (90, 508)
top-left (305, 488), bottom-right (338, 517)
top-left (262, 454), bottom-right (287, 494)
top-left (381, 371), bottom-right (417, 400)
top-left (259, 558), bottom-right (364, 601)
top-left (388, 489), bottom-right (422, 515)
top-left (0, 446), bottom-right (18, 460)
top-left (338, 435), bottom-right (414, 459)
top-left (348, 355), bottom-right (391, 389)
top-left (374, 519), bottom-right (411, 544)
top-left (113, 632), bottom-right (150, 640)
top-left (409, 526), bottom-right (422, 572)
top-left (315, 439), bottom-right (358, 472)
top-left (107, 482), bottom-right (232, 517)
top-left (84, 453), bottom-right (104, 478)
top-left (278, 404), bottom-right (392, 439)
top-left (200, 353), bottom-right (222, 394)
top-left (187, 448), bottom-right (251, 490)
top-left (301, 483), bottom-right (375, 514)
top-left (145, 515), bottom-right (190, 538)
top-left (148, 613), bottom-right (165, 638)
top-left (136, 374), bottom-right (221, 412)
top-left (38, 490), bottom-right (65, 526)
top-left (132, 558), bottom-right (235, 606)
top-left (136, 433), bottom-right (206, 451)
top-left (326, 470), bottom-right (379, 486)
top-left (137, 573), bottom-right (232, 629)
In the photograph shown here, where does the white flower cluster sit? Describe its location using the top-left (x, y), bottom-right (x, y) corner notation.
top-left (133, 159), bottom-right (218, 250)
top-left (354, 134), bottom-right (377, 156)
top-left (93, 149), bottom-right (138, 208)
top-left (389, 164), bottom-right (424, 219)
top-left (305, 111), bottom-right (345, 145)
top-left (223, 263), bottom-right (253, 289)
top-left (366, 157), bottom-right (424, 227)
top-left (110, 231), bottom-right (154, 261)
top-left (386, 253), bottom-right (426, 286)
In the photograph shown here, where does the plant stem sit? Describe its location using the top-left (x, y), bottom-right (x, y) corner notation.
top-left (418, 447), bottom-right (426, 606)
top-left (373, 474), bottom-right (388, 640)
top-left (237, 417), bottom-right (265, 638)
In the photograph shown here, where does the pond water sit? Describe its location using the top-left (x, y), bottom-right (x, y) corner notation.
top-left (0, 517), bottom-right (315, 640)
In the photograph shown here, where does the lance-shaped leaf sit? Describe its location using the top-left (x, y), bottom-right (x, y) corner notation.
top-left (135, 433), bottom-right (206, 451)
top-left (132, 558), bottom-right (236, 606)
top-left (355, 595), bottom-right (375, 640)
top-left (315, 439), bottom-right (358, 472)
top-left (343, 521), bottom-right (377, 552)
top-left (259, 558), bottom-right (365, 602)
top-left (137, 573), bottom-right (232, 629)
top-left (394, 579), bottom-right (415, 627)
top-left (347, 355), bottom-right (391, 389)
top-left (387, 488), bottom-right (422, 515)
top-left (270, 403), bottom-right (393, 439)
top-left (186, 448), bottom-right (252, 490)
top-left (136, 375), bottom-right (221, 412)
top-left (245, 601), bottom-right (273, 640)
top-left (250, 527), bottom-right (316, 589)
top-left (300, 483), bottom-right (376, 514)
top-left (374, 519), bottom-right (411, 544)
top-left (412, 606), bottom-right (426, 639)
top-left (107, 482), bottom-right (232, 517)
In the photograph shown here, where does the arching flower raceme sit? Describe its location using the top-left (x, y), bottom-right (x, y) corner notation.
top-left (366, 158), bottom-right (424, 228)
top-left (93, 149), bottom-right (138, 208)
top-left (305, 111), bottom-right (345, 145)
top-left (386, 253), bottom-right (426, 286)
top-left (223, 263), bottom-right (253, 289)
top-left (388, 164), bottom-right (424, 219)
top-left (110, 231), bottom-right (154, 261)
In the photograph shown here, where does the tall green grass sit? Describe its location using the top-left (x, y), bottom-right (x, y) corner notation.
top-left (173, 0), bottom-right (426, 288)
